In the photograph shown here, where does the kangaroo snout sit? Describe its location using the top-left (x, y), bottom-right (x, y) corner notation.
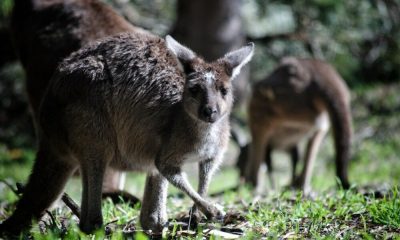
top-left (199, 105), bottom-right (218, 123)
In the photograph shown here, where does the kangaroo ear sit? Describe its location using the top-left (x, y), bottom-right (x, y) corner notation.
top-left (166, 35), bottom-right (195, 63)
top-left (223, 43), bottom-right (254, 80)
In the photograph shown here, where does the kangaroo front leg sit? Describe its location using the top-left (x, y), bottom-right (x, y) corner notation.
top-left (198, 159), bottom-right (220, 196)
top-left (190, 159), bottom-right (224, 221)
top-left (140, 172), bottom-right (168, 233)
top-left (156, 161), bottom-right (223, 220)
top-left (245, 132), bottom-right (269, 187)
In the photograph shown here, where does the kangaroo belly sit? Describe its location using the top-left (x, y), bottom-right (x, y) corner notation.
top-left (112, 144), bottom-right (159, 172)
top-left (112, 118), bottom-right (164, 172)
top-left (110, 155), bottom-right (156, 172)
top-left (270, 111), bottom-right (330, 150)
top-left (270, 124), bottom-right (314, 149)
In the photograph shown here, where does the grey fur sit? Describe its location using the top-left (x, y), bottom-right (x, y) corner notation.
top-left (0, 32), bottom-right (254, 234)
top-left (165, 35), bottom-right (195, 63)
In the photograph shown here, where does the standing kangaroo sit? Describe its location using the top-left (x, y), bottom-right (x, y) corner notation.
top-left (0, 33), bottom-right (254, 234)
top-left (10, 0), bottom-right (149, 200)
top-left (243, 57), bottom-right (352, 193)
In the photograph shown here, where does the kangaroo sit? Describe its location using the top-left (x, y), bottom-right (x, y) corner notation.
top-left (10, 0), bottom-right (149, 201)
top-left (0, 33), bottom-right (254, 234)
top-left (243, 57), bottom-right (352, 193)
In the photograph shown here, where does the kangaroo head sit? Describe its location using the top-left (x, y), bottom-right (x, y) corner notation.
top-left (166, 35), bottom-right (254, 123)
top-left (279, 57), bottom-right (311, 92)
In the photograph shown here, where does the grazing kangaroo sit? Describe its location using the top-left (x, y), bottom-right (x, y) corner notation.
top-left (0, 33), bottom-right (254, 234)
top-left (10, 0), bottom-right (149, 200)
top-left (243, 57), bottom-right (352, 193)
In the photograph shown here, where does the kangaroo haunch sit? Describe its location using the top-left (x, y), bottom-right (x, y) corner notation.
top-left (11, 0), bottom-right (150, 204)
top-left (0, 33), bottom-right (254, 234)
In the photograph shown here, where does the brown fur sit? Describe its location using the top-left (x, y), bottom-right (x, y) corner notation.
top-left (0, 33), bottom-right (254, 234)
top-left (243, 57), bottom-right (352, 193)
top-left (10, 0), bottom-right (150, 198)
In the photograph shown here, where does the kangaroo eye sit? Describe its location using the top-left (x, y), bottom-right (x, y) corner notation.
top-left (220, 87), bottom-right (228, 96)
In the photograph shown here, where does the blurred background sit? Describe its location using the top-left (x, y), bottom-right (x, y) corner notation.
top-left (0, 0), bottom-right (399, 199)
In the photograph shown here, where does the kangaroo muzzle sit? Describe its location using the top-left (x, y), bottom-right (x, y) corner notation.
top-left (199, 105), bottom-right (218, 123)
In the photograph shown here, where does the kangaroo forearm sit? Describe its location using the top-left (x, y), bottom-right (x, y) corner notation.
top-left (198, 160), bottom-right (215, 196)
top-left (158, 165), bottom-right (204, 204)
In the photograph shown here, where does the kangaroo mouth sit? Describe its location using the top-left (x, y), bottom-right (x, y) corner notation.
top-left (199, 115), bottom-right (218, 123)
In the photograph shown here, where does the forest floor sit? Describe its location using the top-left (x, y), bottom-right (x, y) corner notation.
top-left (1, 83), bottom-right (400, 239)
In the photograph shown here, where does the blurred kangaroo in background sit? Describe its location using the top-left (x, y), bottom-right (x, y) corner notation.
top-left (10, 0), bottom-right (149, 201)
top-left (0, 33), bottom-right (254, 234)
top-left (242, 57), bottom-right (352, 193)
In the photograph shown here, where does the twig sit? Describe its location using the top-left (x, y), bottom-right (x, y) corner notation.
top-left (46, 210), bottom-right (58, 227)
top-left (0, 179), bottom-right (19, 195)
top-left (61, 192), bottom-right (81, 219)
top-left (188, 207), bottom-right (193, 231)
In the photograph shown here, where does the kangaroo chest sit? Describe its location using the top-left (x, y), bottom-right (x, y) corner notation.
top-left (182, 126), bottom-right (222, 163)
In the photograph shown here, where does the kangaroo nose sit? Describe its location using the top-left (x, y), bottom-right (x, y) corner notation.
top-left (201, 106), bottom-right (217, 118)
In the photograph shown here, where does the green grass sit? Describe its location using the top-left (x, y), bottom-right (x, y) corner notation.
top-left (368, 188), bottom-right (400, 229)
top-left (1, 83), bottom-right (400, 239)
top-left (244, 189), bottom-right (400, 239)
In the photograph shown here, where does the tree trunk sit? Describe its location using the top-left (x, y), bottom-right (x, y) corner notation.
top-left (0, 27), bottom-right (17, 68)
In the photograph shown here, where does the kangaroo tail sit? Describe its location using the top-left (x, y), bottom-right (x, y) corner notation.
top-left (315, 66), bottom-right (352, 189)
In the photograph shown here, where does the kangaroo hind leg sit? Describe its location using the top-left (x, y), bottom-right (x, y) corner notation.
top-left (79, 152), bottom-right (109, 234)
top-left (0, 145), bottom-right (77, 235)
